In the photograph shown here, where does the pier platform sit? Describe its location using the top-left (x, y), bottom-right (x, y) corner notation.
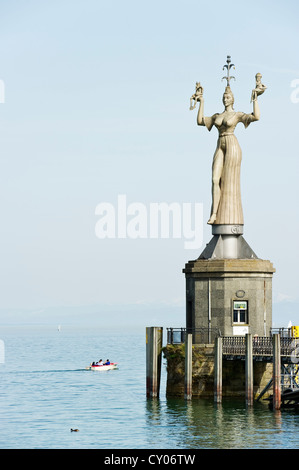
top-left (163, 328), bottom-right (299, 409)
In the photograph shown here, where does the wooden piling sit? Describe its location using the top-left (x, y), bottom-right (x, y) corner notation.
top-left (185, 333), bottom-right (192, 400)
top-left (214, 336), bottom-right (222, 404)
top-left (273, 333), bottom-right (281, 410)
top-left (245, 333), bottom-right (253, 406)
top-left (146, 327), bottom-right (163, 398)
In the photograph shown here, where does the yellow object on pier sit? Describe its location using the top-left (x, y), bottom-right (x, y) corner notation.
top-left (291, 326), bottom-right (299, 338)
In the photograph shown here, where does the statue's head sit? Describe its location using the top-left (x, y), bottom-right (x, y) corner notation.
top-left (222, 86), bottom-right (234, 109)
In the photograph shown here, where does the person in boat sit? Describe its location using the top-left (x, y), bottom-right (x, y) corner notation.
top-left (96, 359), bottom-right (103, 366)
top-left (104, 359), bottom-right (110, 365)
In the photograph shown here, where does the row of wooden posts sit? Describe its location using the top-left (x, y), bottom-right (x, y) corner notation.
top-left (214, 333), bottom-right (282, 409)
top-left (146, 327), bottom-right (282, 410)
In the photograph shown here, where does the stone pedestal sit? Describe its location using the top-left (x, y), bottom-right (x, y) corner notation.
top-left (183, 257), bottom-right (275, 338)
top-left (199, 225), bottom-right (257, 260)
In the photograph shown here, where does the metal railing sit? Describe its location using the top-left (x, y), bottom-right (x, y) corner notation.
top-left (167, 327), bottom-right (221, 345)
top-left (166, 328), bottom-right (299, 360)
top-left (270, 328), bottom-right (295, 337)
top-left (222, 336), bottom-right (299, 358)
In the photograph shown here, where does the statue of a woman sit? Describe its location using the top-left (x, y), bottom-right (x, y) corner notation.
top-left (196, 85), bottom-right (260, 225)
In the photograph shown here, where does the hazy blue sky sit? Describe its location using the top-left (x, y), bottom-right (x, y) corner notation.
top-left (0, 0), bottom-right (298, 326)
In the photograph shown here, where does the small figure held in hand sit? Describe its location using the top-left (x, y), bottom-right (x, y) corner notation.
top-left (251, 73), bottom-right (267, 102)
top-left (190, 82), bottom-right (203, 110)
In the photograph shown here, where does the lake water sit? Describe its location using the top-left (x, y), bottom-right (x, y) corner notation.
top-left (0, 326), bottom-right (299, 450)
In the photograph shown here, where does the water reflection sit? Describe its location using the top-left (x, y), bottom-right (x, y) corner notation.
top-left (145, 398), bottom-right (299, 449)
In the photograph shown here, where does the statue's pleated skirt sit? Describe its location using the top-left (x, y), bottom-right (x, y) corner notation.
top-left (213, 135), bottom-right (244, 225)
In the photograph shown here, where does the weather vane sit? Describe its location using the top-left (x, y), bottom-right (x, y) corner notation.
top-left (222, 55), bottom-right (235, 87)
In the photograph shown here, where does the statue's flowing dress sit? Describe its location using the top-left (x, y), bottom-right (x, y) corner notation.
top-left (204, 111), bottom-right (256, 225)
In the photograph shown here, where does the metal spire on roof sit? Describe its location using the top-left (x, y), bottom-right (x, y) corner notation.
top-left (222, 55), bottom-right (235, 87)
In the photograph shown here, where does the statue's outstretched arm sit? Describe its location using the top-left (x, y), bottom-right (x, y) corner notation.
top-left (252, 97), bottom-right (260, 121)
top-left (197, 96), bottom-right (205, 126)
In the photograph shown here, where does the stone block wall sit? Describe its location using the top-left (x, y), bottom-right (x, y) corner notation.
top-left (184, 259), bottom-right (275, 337)
top-left (163, 344), bottom-right (273, 399)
